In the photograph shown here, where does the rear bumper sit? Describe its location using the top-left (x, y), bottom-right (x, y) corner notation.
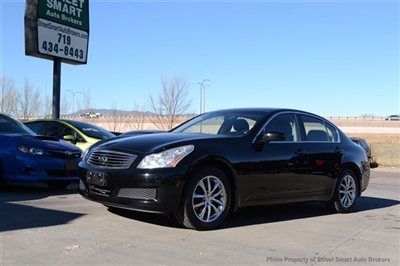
top-left (78, 163), bottom-right (188, 215)
top-left (360, 166), bottom-right (371, 193)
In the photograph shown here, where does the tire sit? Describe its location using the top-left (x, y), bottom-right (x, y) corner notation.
top-left (175, 166), bottom-right (232, 230)
top-left (46, 181), bottom-right (71, 190)
top-left (329, 170), bottom-right (359, 213)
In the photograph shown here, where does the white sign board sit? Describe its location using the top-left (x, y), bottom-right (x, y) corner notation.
top-left (37, 18), bottom-right (88, 63)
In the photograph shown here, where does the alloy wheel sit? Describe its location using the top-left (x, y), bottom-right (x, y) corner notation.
top-left (192, 175), bottom-right (227, 223)
top-left (339, 174), bottom-right (356, 208)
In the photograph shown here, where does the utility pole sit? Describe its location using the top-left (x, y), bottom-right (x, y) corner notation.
top-left (67, 90), bottom-right (82, 116)
top-left (198, 79), bottom-right (210, 114)
top-left (52, 59), bottom-right (62, 119)
top-left (1, 79), bottom-right (4, 113)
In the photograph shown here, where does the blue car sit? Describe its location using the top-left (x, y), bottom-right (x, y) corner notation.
top-left (0, 114), bottom-right (82, 189)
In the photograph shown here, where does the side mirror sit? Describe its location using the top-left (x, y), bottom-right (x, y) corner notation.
top-left (260, 131), bottom-right (285, 143)
top-left (63, 135), bottom-right (76, 143)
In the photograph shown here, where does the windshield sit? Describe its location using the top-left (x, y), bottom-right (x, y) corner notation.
top-left (66, 120), bottom-right (115, 139)
top-left (0, 115), bottom-right (35, 135)
top-left (172, 112), bottom-right (264, 136)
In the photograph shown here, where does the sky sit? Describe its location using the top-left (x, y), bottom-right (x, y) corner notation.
top-left (1, 0), bottom-right (399, 116)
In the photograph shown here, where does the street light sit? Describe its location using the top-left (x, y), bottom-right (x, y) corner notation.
top-left (198, 79), bottom-right (210, 114)
top-left (67, 90), bottom-right (82, 116)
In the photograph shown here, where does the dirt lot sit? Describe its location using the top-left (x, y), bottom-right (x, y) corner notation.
top-left (347, 133), bottom-right (400, 168)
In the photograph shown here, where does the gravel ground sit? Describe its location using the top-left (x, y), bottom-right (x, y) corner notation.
top-left (0, 169), bottom-right (399, 266)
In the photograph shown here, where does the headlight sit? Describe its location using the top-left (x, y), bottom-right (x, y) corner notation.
top-left (82, 149), bottom-right (89, 161)
top-left (137, 145), bottom-right (194, 169)
top-left (17, 146), bottom-right (45, 156)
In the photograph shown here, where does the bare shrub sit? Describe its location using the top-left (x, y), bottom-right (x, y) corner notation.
top-left (149, 76), bottom-right (192, 130)
top-left (18, 80), bottom-right (41, 119)
top-left (0, 76), bottom-right (20, 116)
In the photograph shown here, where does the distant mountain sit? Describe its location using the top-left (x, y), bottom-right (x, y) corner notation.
top-left (69, 108), bottom-right (155, 117)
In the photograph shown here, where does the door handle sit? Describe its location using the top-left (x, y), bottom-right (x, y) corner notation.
top-left (295, 148), bottom-right (305, 155)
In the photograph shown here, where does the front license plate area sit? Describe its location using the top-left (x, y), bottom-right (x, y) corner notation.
top-left (87, 171), bottom-right (107, 187)
top-left (65, 159), bottom-right (78, 171)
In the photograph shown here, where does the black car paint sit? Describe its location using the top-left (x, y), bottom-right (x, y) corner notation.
top-left (78, 108), bottom-right (370, 215)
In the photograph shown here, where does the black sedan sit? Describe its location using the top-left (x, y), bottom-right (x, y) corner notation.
top-left (78, 108), bottom-right (370, 230)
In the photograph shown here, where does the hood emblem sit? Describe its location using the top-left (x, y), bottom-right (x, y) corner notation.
top-left (99, 155), bottom-right (108, 163)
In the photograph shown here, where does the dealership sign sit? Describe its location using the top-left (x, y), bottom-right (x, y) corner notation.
top-left (25, 0), bottom-right (89, 64)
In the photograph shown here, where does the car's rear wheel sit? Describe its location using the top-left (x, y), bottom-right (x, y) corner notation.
top-left (46, 181), bottom-right (71, 190)
top-left (176, 167), bottom-right (231, 230)
top-left (329, 170), bottom-right (359, 213)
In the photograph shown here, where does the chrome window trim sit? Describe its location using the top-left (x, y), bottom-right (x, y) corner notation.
top-left (253, 111), bottom-right (341, 144)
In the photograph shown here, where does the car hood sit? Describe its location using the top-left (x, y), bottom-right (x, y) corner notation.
top-left (1, 134), bottom-right (81, 152)
top-left (92, 132), bottom-right (224, 154)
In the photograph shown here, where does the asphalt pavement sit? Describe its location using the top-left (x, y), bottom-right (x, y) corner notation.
top-left (0, 169), bottom-right (399, 266)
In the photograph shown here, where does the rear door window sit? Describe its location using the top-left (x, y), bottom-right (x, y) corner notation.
top-left (299, 115), bottom-right (338, 142)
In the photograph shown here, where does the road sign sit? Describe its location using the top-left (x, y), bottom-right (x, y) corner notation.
top-left (24, 0), bottom-right (90, 119)
top-left (25, 0), bottom-right (90, 65)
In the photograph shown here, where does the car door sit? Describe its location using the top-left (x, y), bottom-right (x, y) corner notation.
top-left (249, 113), bottom-right (308, 203)
top-left (297, 114), bottom-right (342, 200)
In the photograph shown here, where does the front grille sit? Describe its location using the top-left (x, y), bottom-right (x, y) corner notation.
top-left (87, 150), bottom-right (137, 169)
top-left (117, 188), bottom-right (156, 200)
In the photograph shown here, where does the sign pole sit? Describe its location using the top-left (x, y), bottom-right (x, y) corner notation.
top-left (25, 0), bottom-right (89, 119)
top-left (52, 58), bottom-right (61, 119)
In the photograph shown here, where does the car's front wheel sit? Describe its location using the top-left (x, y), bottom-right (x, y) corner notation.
top-left (176, 167), bottom-right (231, 230)
top-left (329, 170), bottom-right (359, 213)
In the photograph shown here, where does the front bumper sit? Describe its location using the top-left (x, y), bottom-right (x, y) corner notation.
top-left (78, 162), bottom-right (188, 215)
top-left (4, 154), bottom-right (80, 183)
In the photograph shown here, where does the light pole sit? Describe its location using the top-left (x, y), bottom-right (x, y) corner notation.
top-left (198, 79), bottom-right (210, 114)
top-left (67, 90), bottom-right (82, 116)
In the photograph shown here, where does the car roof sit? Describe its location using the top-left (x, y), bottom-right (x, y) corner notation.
top-left (206, 108), bottom-right (325, 118)
top-left (25, 119), bottom-right (82, 125)
top-left (0, 113), bottom-right (12, 119)
top-left (25, 119), bottom-right (62, 123)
